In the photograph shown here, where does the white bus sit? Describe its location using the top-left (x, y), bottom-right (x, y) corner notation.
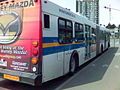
top-left (0, 0), bottom-right (110, 86)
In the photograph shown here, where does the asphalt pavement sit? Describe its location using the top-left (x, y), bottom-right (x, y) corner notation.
top-left (57, 46), bottom-right (120, 90)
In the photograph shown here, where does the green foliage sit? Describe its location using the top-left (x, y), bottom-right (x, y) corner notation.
top-left (106, 23), bottom-right (116, 29)
top-left (118, 24), bottom-right (120, 29)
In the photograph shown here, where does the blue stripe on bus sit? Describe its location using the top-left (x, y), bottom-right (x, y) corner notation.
top-left (43, 37), bottom-right (85, 43)
top-left (43, 43), bottom-right (85, 55)
top-left (43, 37), bottom-right (58, 43)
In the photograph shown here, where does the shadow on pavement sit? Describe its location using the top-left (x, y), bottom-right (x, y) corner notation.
top-left (62, 47), bottom-right (119, 89)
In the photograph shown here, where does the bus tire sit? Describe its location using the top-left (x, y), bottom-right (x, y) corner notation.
top-left (69, 56), bottom-right (77, 75)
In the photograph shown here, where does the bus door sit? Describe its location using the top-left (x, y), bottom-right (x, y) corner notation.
top-left (58, 18), bottom-right (73, 74)
top-left (85, 25), bottom-right (91, 59)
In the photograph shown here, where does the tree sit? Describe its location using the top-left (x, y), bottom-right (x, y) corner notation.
top-left (106, 23), bottom-right (111, 29)
top-left (106, 23), bottom-right (116, 29)
top-left (118, 24), bottom-right (120, 33)
top-left (111, 24), bottom-right (116, 29)
top-left (118, 24), bottom-right (120, 29)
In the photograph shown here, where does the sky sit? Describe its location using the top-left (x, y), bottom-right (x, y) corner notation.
top-left (49, 0), bottom-right (120, 26)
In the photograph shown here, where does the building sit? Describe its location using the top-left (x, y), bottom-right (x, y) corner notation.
top-left (76, 0), bottom-right (99, 24)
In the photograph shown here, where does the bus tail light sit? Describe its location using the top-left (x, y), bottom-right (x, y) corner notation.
top-left (33, 49), bottom-right (38, 56)
top-left (32, 41), bottom-right (39, 65)
top-left (32, 41), bottom-right (39, 47)
top-left (31, 57), bottom-right (38, 65)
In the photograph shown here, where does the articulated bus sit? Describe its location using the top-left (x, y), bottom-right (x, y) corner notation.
top-left (0, 0), bottom-right (110, 86)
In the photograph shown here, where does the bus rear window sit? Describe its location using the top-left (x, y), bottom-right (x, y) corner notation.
top-left (44, 14), bottom-right (50, 28)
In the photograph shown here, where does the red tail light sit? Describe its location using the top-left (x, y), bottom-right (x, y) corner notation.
top-left (33, 49), bottom-right (38, 56)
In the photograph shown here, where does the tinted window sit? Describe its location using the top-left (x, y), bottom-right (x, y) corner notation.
top-left (59, 19), bottom-right (65, 29)
top-left (58, 18), bottom-right (73, 44)
top-left (44, 14), bottom-right (50, 28)
top-left (91, 28), bottom-right (96, 44)
top-left (75, 23), bottom-right (84, 42)
top-left (67, 21), bottom-right (72, 29)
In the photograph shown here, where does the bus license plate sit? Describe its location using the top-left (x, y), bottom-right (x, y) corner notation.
top-left (3, 74), bottom-right (20, 81)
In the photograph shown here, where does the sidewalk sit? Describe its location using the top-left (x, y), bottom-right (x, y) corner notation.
top-left (57, 47), bottom-right (120, 90)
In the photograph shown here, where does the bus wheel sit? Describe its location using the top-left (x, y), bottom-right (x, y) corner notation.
top-left (69, 56), bottom-right (76, 75)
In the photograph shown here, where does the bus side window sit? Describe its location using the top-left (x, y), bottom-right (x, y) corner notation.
top-left (44, 14), bottom-right (50, 28)
top-left (91, 28), bottom-right (96, 44)
top-left (58, 18), bottom-right (73, 44)
top-left (75, 22), bottom-right (84, 43)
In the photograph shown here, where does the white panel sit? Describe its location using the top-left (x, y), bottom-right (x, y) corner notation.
top-left (63, 50), bottom-right (71, 74)
top-left (91, 51), bottom-right (96, 58)
top-left (79, 47), bottom-right (86, 65)
top-left (90, 44), bottom-right (97, 58)
top-left (42, 53), bottom-right (63, 83)
top-left (42, 14), bottom-right (58, 37)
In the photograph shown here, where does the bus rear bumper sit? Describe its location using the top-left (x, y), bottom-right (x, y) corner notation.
top-left (0, 68), bottom-right (42, 86)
